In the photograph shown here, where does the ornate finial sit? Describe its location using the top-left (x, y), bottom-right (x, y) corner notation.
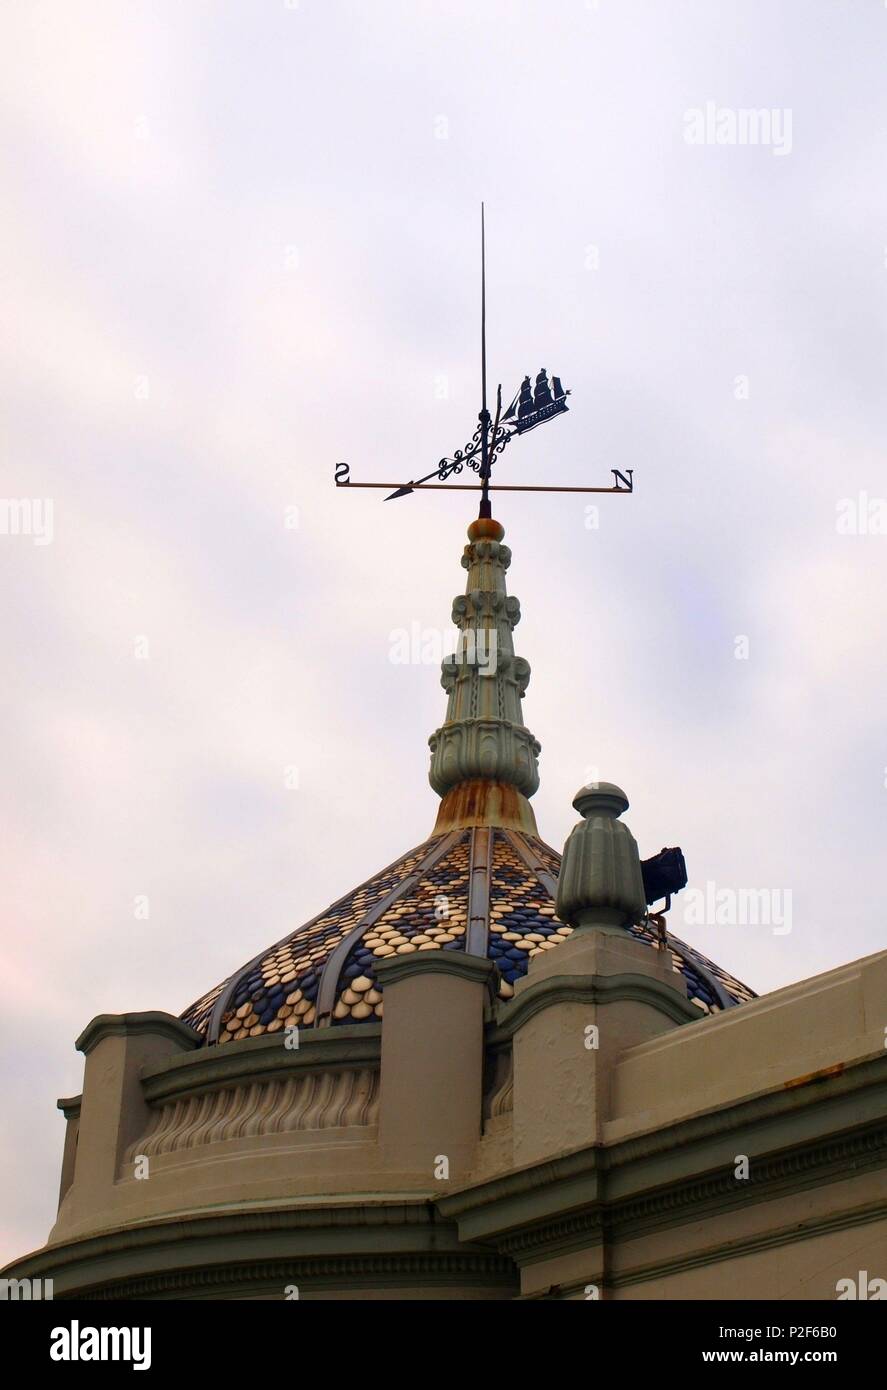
top-left (572, 782), bottom-right (630, 820)
top-left (429, 519), bottom-right (540, 834)
top-left (466, 517), bottom-right (505, 543)
top-left (555, 780), bottom-right (647, 930)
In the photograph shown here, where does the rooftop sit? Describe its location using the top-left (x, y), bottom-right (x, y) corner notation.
top-left (181, 515), bottom-right (755, 1043)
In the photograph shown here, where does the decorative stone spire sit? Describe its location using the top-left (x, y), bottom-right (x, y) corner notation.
top-left (555, 782), bottom-right (647, 929)
top-left (430, 518), bottom-right (541, 833)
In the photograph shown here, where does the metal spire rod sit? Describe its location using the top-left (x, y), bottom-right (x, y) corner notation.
top-left (479, 203), bottom-right (492, 520)
top-left (481, 202), bottom-right (487, 418)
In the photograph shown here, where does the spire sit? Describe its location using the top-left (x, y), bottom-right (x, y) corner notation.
top-left (429, 517), bottom-right (541, 834)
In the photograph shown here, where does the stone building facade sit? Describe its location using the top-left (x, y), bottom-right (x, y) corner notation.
top-left (5, 518), bottom-right (886, 1299)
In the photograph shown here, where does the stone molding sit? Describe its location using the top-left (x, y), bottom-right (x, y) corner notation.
top-left (375, 950), bottom-right (497, 991)
top-left (490, 1127), bottom-right (887, 1263)
top-left (461, 536), bottom-right (512, 571)
top-left (438, 1057), bottom-right (887, 1265)
top-left (78, 1253), bottom-right (517, 1300)
top-left (490, 972), bottom-right (702, 1037)
top-left (4, 1200), bottom-right (518, 1300)
top-left (606, 1195), bottom-right (887, 1293)
top-left (451, 589), bottom-right (521, 628)
top-left (140, 1023), bottom-right (382, 1105)
top-left (76, 1012), bottom-right (202, 1056)
top-left (429, 717), bottom-right (541, 797)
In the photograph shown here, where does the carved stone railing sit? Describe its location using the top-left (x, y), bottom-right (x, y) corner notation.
top-left (125, 1066), bottom-right (379, 1162)
top-left (115, 1025), bottom-right (384, 1168)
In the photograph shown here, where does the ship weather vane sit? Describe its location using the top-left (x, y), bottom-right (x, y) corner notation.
top-left (334, 205), bottom-right (634, 519)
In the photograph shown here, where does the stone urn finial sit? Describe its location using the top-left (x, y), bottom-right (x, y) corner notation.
top-left (555, 781), bottom-right (647, 930)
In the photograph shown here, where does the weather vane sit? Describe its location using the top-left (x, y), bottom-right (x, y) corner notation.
top-left (334, 205), bottom-right (634, 517)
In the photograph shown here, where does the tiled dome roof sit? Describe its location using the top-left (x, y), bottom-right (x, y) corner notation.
top-left (180, 828), bottom-right (756, 1044)
top-left (182, 517), bottom-right (756, 1045)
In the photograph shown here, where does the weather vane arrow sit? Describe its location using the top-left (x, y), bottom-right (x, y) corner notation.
top-left (334, 205), bottom-right (634, 515)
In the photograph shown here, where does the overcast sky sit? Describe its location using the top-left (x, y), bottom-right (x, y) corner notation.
top-left (2, 0), bottom-right (886, 1264)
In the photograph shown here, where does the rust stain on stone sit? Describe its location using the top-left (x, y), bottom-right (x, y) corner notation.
top-left (783, 1062), bottom-right (845, 1090)
top-left (432, 779), bottom-right (538, 835)
top-left (467, 517), bottom-right (505, 542)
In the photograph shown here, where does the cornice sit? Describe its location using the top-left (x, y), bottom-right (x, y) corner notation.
top-left (491, 1122), bottom-right (887, 1266)
top-left (374, 950), bottom-right (497, 991)
top-left (439, 1054), bottom-right (887, 1257)
top-left (608, 1194), bottom-right (887, 1292)
top-left (140, 1022), bottom-right (382, 1105)
top-left (78, 1252), bottom-right (517, 1301)
top-left (76, 1012), bottom-right (202, 1056)
top-left (521, 1192), bottom-right (887, 1298)
top-left (1, 1199), bottom-right (516, 1297)
top-left (490, 972), bottom-right (700, 1037)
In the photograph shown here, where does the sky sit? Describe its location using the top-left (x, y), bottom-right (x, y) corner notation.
top-left (2, 0), bottom-right (886, 1265)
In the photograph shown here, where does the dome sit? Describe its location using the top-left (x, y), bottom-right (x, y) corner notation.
top-left (181, 826), bottom-right (755, 1043)
top-left (181, 516), bottom-right (755, 1045)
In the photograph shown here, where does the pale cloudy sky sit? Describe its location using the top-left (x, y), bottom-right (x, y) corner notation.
top-left (2, 0), bottom-right (886, 1264)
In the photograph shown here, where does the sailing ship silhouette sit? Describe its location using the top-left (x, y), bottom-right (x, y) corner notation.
top-left (502, 369), bottom-right (570, 435)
